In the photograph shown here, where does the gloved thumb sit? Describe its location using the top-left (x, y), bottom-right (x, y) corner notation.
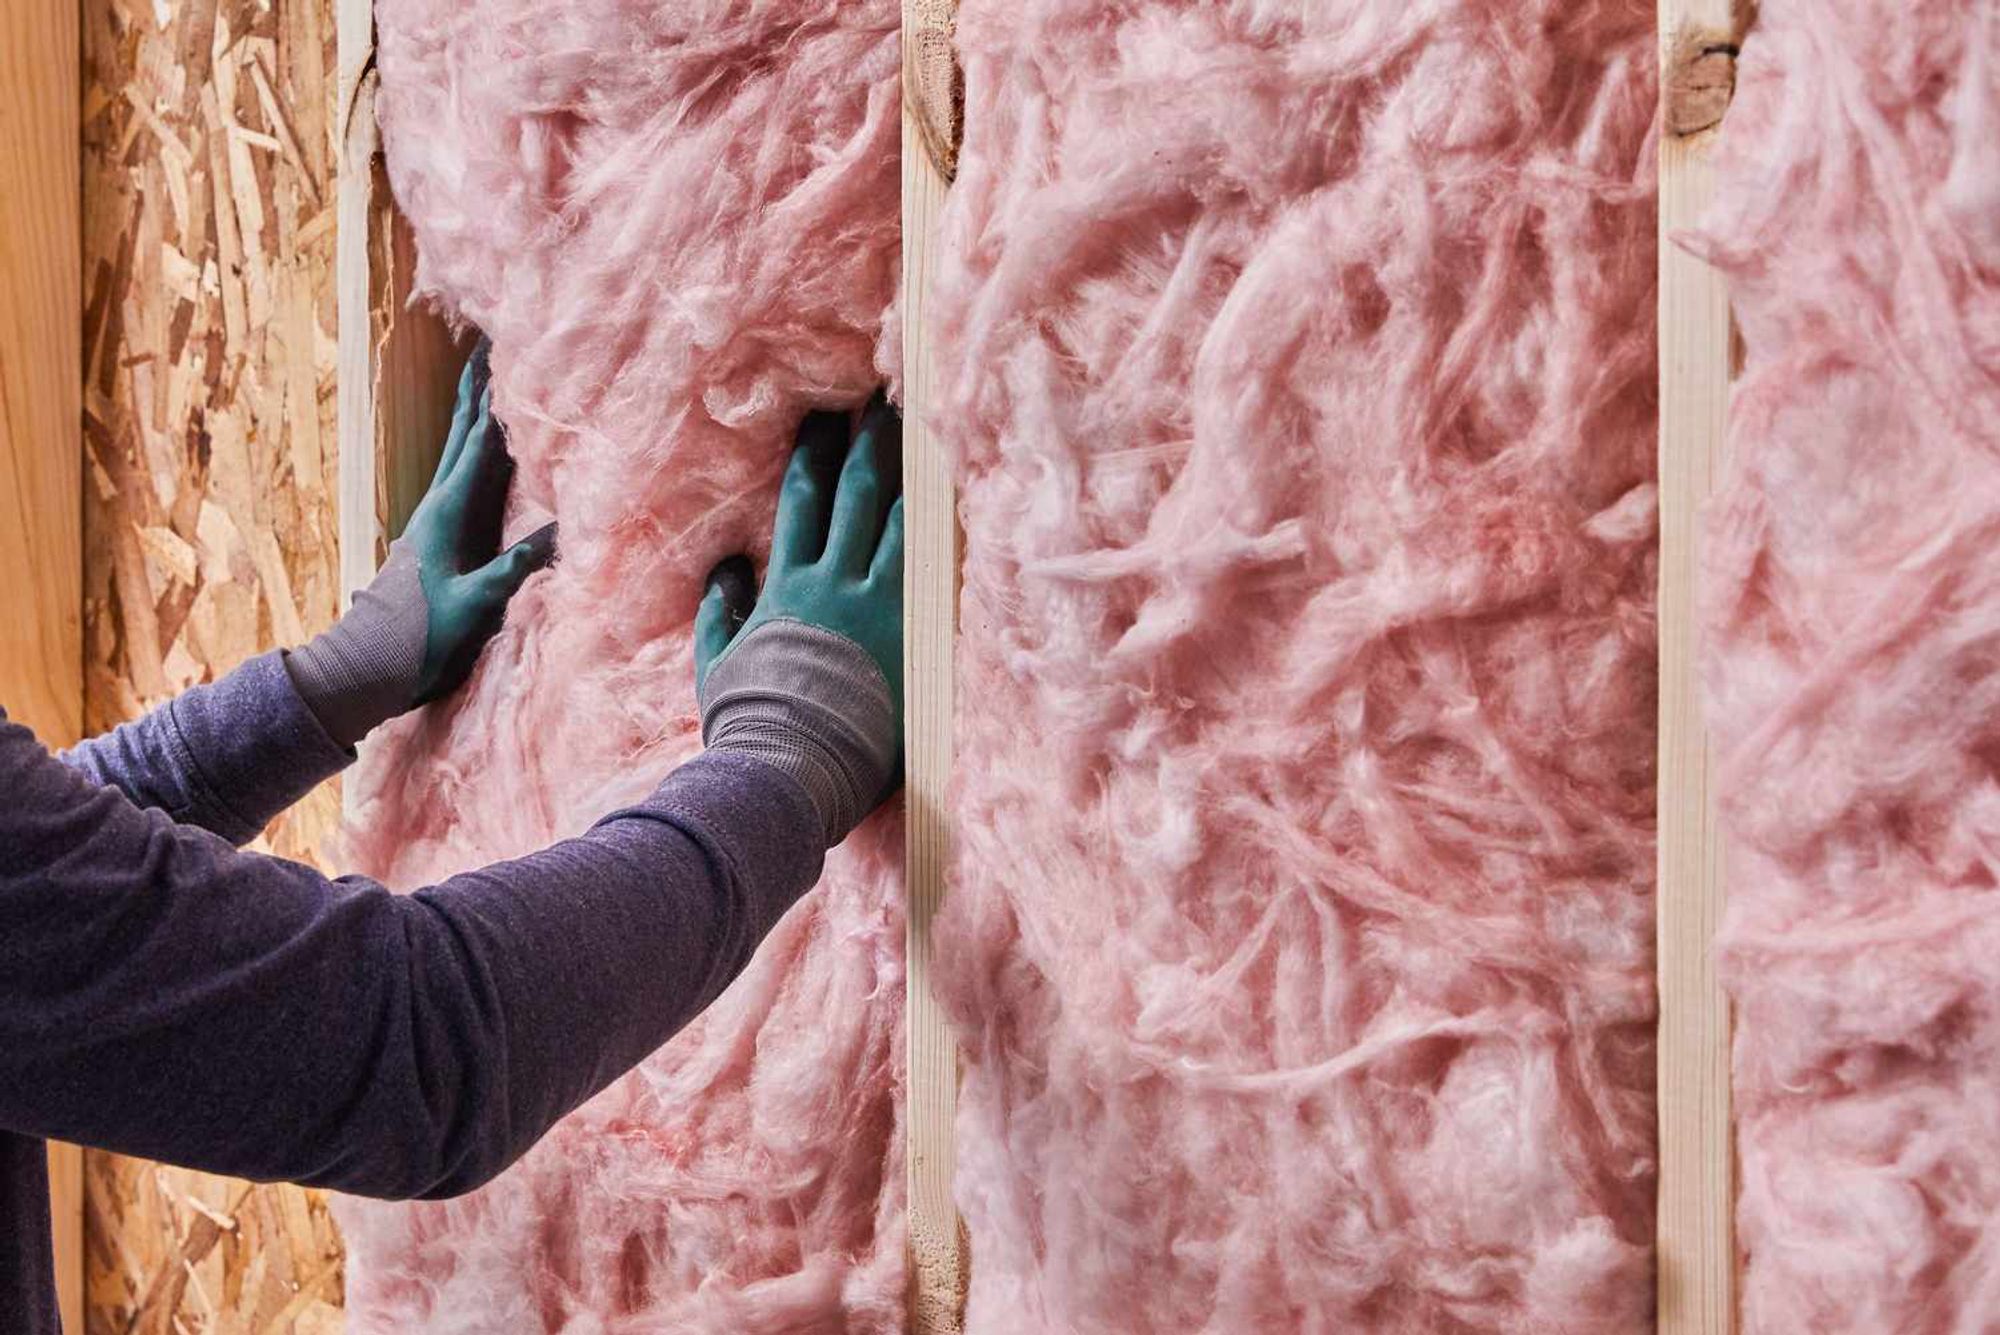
top-left (695, 555), bottom-right (758, 694)
top-left (470, 521), bottom-right (559, 605)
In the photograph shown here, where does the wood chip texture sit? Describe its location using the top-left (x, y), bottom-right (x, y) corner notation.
top-left (80, 0), bottom-right (348, 1326)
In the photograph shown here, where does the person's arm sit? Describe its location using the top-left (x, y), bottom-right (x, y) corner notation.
top-left (57, 653), bottom-right (355, 846)
top-left (0, 395), bottom-right (901, 1199)
top-left (1, 712), bottom-right (821, 1199)
top-left (60, 342), bottom-right (553, 845)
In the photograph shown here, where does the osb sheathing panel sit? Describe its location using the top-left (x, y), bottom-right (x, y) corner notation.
top-left (80, 0), bottom-right (347, 1327)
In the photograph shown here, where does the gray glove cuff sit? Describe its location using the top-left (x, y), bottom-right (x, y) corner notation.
top-left (699, 618), bottom-right (897, 847)
top-left (282, 543), bottom-right (428, 749)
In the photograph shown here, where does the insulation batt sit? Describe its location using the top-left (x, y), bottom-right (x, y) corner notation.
top-left (333, 3), bottom-right (903, 1330)
top-left (1692, 2), bottom-right (2000, 1331)
top-left (930, 1), bottom-right (1661, 1330)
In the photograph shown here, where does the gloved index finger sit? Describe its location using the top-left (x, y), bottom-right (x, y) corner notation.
top-left (869, 493), bottom-right (904, 593)
top-left (466, 519), bottom-right (557, 606)
top-left (460, 391), bottom-right (522, 565)
top-left (433, 338), bottom-right (492, 487)
top-left (820, 391), bottom-right (900, 575)
top-left (865, 390), bottom-right (903, 506)
top-left (694, 554), bottom-right (758, 691)
top-left (771, 411), bottom-right (848, 568)
top-left (416, 384), bottom-right (493, 564)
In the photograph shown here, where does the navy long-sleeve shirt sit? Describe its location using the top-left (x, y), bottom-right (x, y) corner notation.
top-left (0, 651), bottom-right (824, 1334)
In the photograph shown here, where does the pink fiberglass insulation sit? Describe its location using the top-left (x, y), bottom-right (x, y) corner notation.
top-left (930, 1), bottom-right (1660, 1330)
top-left (331, 2), bottom-right (903, 1330)
top-left (1693, 1), bottom-right (2000, 1330)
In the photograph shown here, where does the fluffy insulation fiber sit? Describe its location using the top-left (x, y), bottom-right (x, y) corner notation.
top-left (332, 3), bottom-right (902, 1330)
top-left (1694, 2), bottom-right (2000, 1330)
top-left (931, 2), bottom-right (1660, 1330)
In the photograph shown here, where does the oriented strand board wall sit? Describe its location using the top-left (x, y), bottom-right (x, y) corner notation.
top-left (80, 0), bottom-right (347, 1326)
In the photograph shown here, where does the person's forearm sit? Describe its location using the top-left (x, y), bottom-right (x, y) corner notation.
top-left (57, 651), bottom-right (352, 845)
top-left (377, 751), bottom-right (826, 1196)
top-left (1, 711), bottom-right (821, 1199)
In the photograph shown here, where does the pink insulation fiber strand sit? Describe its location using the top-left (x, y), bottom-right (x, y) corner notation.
top-left (1693, 1), bottom-right (2000, 1330)
top-left (332, 2), bottom-right (904, 1330)
top-left (929, 1), bottom-right (1661, 1331)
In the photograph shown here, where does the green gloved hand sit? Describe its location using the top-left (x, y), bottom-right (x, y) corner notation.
top-left (402, 342), bottom-right (560, 700)
top-left (695, 395), bottom-right (904, 845)
top-left (285, 340), bottom-right (557, 747)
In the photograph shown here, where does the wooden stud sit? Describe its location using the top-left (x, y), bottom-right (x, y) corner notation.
top-left (1656, 3), bottom-right (1742, 1332)
top-left (45, 1144), bottom-right (84, 1335)
top-left (338, 0), bottom-right (459, 606)
top-left (904, 2), bottom-right (968, 1327)
top-left (337, 0), bottom-right (464, 615)
top-left (0, 3), bottom-right (85, 1327)
top-left (0, 0), bottom-right (84, 742)
top-left (336, 0), bottom-right (381, 607)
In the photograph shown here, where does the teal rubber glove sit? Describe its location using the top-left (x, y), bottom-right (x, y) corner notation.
top-left (401, 343), bottom-right (560, 699)
top-left (695, 395), bottom-right (904, 845)
top-left (285, 340), bottom-right (557, 747)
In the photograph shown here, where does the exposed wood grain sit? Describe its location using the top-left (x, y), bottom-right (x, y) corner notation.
top-left (336, 0), bottom-right (378, 607)
top-left (1, 4), bottom-right (86, 1326)
top-left (48, 1144), bottom-right (84, 1335)
top-left (1657, 4), bottom-right (1742, 1333)
top-left (907, 0), bottom-right (963, 183)
top-left (337, 0), bottom-right (463, 616)
top-left (904, 5), bottom-right (968, 1326)
top-left (0, 0), bottom-right (83, 744)
top-left (80, 0), bottom-right (349, 1324)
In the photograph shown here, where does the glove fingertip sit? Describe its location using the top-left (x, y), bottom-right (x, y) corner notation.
top-left (468, 526), bottom-right (559, 605)
top-left (705, 553), bottom-right (758, 620)
top-left (695, 553), bottom-right (757, 691)
top-left (521, 520), bottom-right (560, 570)
top-left (862, 385), bottom-right (900, 431)
top-left (795, 410), bottom-right (851, 473)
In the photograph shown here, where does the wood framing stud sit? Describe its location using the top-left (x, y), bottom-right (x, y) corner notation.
top-left (337, 0), bottom-right (463, 616)
top-left (0, 0), bottom-right (83, 742)
top-left (338, 0), bottom-right (384, 605)
top-left (1, 2), bottom-right (85, 1326)
top-left (904, 0), bottom-right (969, 1327)
top-left (1657, 4), bottom-right (1742, 1334)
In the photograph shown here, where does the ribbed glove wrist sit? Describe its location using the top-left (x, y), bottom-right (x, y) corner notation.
top-left (283, 544), bottom-right (428, 749)
top-left (698, 618), bottom-right (897, 847)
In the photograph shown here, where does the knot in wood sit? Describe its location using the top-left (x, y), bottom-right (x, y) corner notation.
top-left (1666, 32), bottom-right (1739, 138)
top-left (907, 0), bottom-right (963, 181)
